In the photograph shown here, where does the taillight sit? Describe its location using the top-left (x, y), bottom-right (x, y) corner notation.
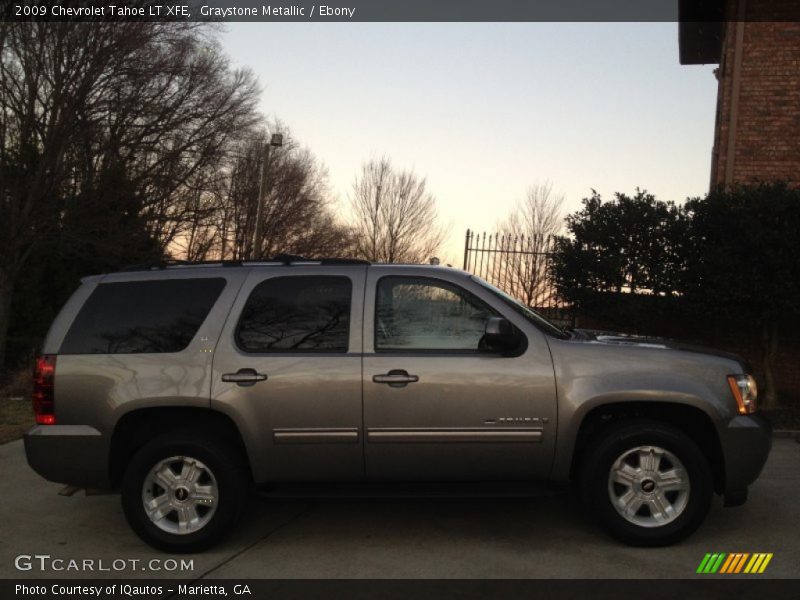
top-left (33, 354), bottom-right (57, 425)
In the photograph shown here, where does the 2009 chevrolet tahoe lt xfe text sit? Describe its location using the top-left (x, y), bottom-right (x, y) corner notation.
top-left (24, 256), bottom-right (771, 552)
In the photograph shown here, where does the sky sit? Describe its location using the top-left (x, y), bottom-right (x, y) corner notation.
top-left (221, 22), bottom-right (718, 264)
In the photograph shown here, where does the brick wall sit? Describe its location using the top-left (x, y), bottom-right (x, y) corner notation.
top-left (711, 0), bottom-right (800, 187)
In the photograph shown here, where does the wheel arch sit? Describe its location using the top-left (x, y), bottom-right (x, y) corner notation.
top-left (109, 406), bottom-right (252, 489)
top-left (566, 401), bottom-right (726, 494)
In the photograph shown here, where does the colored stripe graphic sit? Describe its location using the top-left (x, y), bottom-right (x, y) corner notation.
top-left (734, 553), bottom-right (749, 573)
top-left (721, 553), bottom-right (736, 573)
top-left (744, 554), bottom-right (760, 573)
top-left (698, 553), bottom-right (773, 574)
top-left (702, 553), bottom-right (718, 573)
top-left (723, 553), bottom-right (737, 573)
top-left (710, 553), bottom-right (726, 573)
top-left (720, 554), bottom-right (736, 573)
top-left (699, 553), bottom-right (726, 573)
top-left (697, 554), bottom-right (712, 573)
top-left (758, 554), bottom-right (773, 573)
top-left (721, 553), bottom-right (745, 573)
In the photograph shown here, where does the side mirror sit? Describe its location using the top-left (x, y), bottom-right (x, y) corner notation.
top-left (482, 316), bottom-right (521, 352)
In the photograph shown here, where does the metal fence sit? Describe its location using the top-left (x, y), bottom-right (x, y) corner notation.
top-left (462, 229), bottom-right (574, 328)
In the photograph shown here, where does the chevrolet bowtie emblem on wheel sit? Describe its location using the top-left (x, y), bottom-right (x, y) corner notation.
top-left (696, 553), bottom-right (773, 574)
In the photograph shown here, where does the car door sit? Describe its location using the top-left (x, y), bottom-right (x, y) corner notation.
top-left (363, 267), bottom-right (558, 481)
top-left (211, 265), bottom-right (366, 482)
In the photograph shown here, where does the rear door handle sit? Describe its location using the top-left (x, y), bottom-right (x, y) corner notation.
top-left (222, 368), bottom-right (268, 387)
top-left (373, 369), bottom-right (419, 388)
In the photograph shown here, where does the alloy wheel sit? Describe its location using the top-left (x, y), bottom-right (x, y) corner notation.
top-left (141, 455), bottom-right (219, 535)
top-left (607, 445), bottom-right (691, 528)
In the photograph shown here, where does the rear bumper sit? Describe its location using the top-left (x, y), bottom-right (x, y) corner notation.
top-left (24, 425), bottom-right (111, 489)
top-left (718, 413), bottom-right (772, 496)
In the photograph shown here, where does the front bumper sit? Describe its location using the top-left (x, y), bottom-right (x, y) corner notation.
top-left (718, 412), bottom-right (772, 497)
top-left (24, 425), bottom-right (111, 489)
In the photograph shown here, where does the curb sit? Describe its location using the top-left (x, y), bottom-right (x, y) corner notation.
top-left (772, 430), bottom-right (800, 440)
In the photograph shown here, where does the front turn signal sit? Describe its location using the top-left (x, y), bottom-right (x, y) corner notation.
top-left (728, 374), bottom-right (758, 415)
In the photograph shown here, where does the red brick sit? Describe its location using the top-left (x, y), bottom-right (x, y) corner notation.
top-left (710, 0), bottom-right (800, 187)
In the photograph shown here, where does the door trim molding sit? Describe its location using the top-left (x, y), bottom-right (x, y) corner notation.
top-left (367, 428), bottom-right (542, 443)
top-left (273, 428), bottom-right (360, 444)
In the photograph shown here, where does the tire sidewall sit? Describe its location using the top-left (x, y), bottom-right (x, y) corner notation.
top-left (580, 421), bottom-right (713, 546)
top-left (122, 436), bottom-right (247, 553)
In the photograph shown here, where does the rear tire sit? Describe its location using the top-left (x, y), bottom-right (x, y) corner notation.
top-left (121, 431), bottom-right (249, 553)
top-left (578, 419), bottom-right (713, 546)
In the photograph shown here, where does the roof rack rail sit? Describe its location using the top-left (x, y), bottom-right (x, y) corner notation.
top-left (270, 253), bottom-right (370, 265)
top-left (121, 259), bottom-right (246, 271)
top-left (120, 255), bottom-right (370, 271)
top-left (317, 257), bottom-right (371, 265)
top-left (271, 253), bottom-right (306, 264)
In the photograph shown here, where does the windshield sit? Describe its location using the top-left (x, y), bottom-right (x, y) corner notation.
top-left (470, 275), bottom-right (570, 339)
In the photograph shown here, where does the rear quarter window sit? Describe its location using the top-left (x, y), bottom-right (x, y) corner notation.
top-left (60, 278), bottom-right (226, 354)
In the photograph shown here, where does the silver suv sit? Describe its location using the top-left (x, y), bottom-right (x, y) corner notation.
top-left (24, 257), bottom-right (771, 552)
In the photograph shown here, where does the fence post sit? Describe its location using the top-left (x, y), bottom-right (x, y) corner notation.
top-left (462, 229), bottom-right (574, 329)
top-left (463, 229), bottom-right (471, 270)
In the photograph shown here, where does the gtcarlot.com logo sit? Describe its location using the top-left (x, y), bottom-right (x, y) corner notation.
top-left (696, 552), bottom-right (773, 574)
top-left (14, 554), bottom-right (194, 573)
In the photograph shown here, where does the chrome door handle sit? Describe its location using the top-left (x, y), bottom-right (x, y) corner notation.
top-left (222, 368), bottom-right (268, 387)
top-left (373, 370), bottom-right (419, 388)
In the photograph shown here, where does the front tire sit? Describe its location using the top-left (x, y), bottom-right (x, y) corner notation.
top-left (578, 419), bottom-right (713, 546)
top-left (121, 432), bottom-right (249, 553)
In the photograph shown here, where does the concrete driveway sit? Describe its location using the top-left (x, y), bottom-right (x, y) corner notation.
top-left (1, 437), bottom-right (798, 580)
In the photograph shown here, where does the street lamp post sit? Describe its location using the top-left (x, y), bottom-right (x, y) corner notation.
top-left (252, 133), bottom-right (284, 259)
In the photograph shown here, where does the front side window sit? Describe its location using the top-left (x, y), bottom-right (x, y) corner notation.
top-left (469, 275), bottom-right (568, 339)
top-left (237, 276), bottom-right (351, 353)
top-left (60, 278), bottom-right (226, 354)
top-left (375, 277), bottom-right (498, 351)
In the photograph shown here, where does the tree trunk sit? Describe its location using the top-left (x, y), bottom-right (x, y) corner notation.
top-left (0, 269), bottom-right (14, 379)
top-left (761, 319), bottom-right (780, 409)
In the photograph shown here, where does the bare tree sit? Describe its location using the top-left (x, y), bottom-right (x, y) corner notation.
top-left (0, 21), bottom-right (360, 373)
top-left (350, 157), bottom-right (444, 263)
top-left (85, 32), bottom-right (260, 257)
top-left (0, 22), bottom-right (156, 373)
top-left (0, 22), bottom-right (260, 373)
top-left (200, 127), bottom-right (355, 262)
top-left (497, 181), bottom-right (564, 307)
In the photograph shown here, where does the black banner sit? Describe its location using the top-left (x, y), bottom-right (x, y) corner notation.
top-left (4, 579), bottom-right (800, 600)
top-left (4, 0), bottom-right (800, 23)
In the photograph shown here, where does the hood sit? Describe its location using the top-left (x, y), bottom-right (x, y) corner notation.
top-left (569, 328), bottom-right (751, 372)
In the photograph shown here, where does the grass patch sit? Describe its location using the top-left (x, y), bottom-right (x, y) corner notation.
top-left (0, 397), bottom-right (33, 444)
top-left (0, 368), bottom-right (33, 444)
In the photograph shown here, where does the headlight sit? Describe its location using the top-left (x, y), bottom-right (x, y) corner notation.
top-left (727, 374), bottom-right (758, 414)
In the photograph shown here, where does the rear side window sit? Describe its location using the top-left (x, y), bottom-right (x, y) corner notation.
top-left (60, 278), bottom-right (226, 354)
top-left (237, 276), bottom-right (351, 353)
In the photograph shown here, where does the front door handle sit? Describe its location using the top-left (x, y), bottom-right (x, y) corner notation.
top-left (373, 369), bottom-right (419, 388)
top-left (222, 368), bottom-right (268, 387)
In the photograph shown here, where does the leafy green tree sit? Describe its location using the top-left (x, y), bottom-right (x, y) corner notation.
top-left (553, 189), bottom-right (689, 304)
top-left (683, 182), bottom-right (800, 408)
